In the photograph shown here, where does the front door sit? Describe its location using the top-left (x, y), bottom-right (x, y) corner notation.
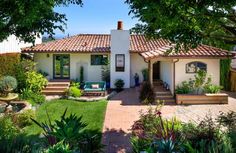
top-left (153, 61), bottom-right (160, 80)
top-left (53, 54), bottom-right (70, 79)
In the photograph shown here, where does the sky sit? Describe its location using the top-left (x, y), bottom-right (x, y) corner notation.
top-left (53, 0), bottom-right (139, 38)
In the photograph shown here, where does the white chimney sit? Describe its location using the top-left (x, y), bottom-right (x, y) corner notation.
top-left (110, 21), bottom-right (131, 88)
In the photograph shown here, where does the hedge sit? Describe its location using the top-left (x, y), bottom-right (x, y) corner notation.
top-left (0, 53), bottom-right (20, 77)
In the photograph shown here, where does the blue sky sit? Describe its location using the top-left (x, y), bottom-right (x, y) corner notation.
top-left (54, 0), bottom-right (138, 37)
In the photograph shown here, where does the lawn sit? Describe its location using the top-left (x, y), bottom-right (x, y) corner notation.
top-left (25, 99), bottom-right (107, 135)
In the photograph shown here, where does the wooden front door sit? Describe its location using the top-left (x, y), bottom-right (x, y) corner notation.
top-left (153, 61), bottom-right (160, 80)
top-left (53, 54), bottom-right (70, 79)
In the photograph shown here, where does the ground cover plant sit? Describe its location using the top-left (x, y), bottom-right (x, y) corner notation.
top-left (131, 107), bottom-right (236, 153)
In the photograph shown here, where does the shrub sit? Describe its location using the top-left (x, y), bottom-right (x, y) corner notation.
top-left (139, 81), bottom-right (155, 104)
top-left (114, 79), bottom-right (125, 91)
top-left (175, 81), bottom-right (191, 94)
top-left (25, 71), bottom-right (47, 93)
top-left (14, 110), bottom-right (35, 128)
top-left (142, 68), bottom-right (149, 81)
top-left (69, 87), bottom-right (82, 97)
top-left (0, 76), bottom-right (17, 95)
top-left (15, 59), bottom-right (36, 92)
top-left (204, 84), bottom-right (222, 93)
top-left (0, 115), bottom-right (20, 140)
top-left (20, 88), bottom-right (46, 105)
top-left (0, 53), bottom-right (20, 77)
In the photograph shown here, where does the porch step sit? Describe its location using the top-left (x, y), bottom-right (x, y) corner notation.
top-left (42, 90), bottom-right (66, 95)
top-left (42, 81), bottom-right (70, 96)
top-left (155, 91), bottom-right (172, 95)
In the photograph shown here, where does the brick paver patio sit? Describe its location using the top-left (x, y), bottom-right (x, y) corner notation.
top-left (102, 88), bottom-right (236, 153)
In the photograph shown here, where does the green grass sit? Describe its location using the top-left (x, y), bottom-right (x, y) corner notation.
top-left (25, 99), bottom-right (107, 135)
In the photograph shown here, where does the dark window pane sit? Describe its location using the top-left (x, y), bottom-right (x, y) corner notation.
top-left (91, 55), bottom-right (108, 65)
top-left (186, 62), bottom-right (207, 73)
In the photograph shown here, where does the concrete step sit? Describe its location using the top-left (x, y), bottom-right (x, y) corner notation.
top-left (156, 94), bottom-right (174, 99)
top-left (43, 86), bottom-right (68, 91)
top-left (47, 82), bottom-right (70, 87)
top-left (155, 91), bottom-right (172, 95)
top-left (157, 98), bottom-right (176, 103)
top-left (42, 90), bottom-right (66, 95)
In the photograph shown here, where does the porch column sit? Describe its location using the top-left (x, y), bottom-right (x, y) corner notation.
top-left (148, 60), bottom-right (153, 85)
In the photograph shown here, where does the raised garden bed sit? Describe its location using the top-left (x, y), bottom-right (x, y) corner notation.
top-left (176, 93), bottom-right (228, 105)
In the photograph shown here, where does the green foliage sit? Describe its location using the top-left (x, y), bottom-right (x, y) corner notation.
top-left (14, 110), bottom-right (35, 128)
top-left (220, 59), bottom-right (231, 91)
top-left (142, 68), bottom-right (148, 81)
top-left (114, 79), bottom-right (125, 91)
top-left (20, 88), bottom-right (46, 105)
top-left (0, 115), bottom-right (20, 140)
top-left (175, 81), bottom-right (192, 94)
top-left (69, 86), bottom-right (82, 97)
top-left (0, 0), bottom-right (83, 43)
top-left (176, 70), bottom-right (222, 94)
top-left (204, 84), bottom-right (222, 94)
top-left (15, 59), bottom-right (37, 92)
top-left (45, 141), bottom-right (72, 153)
top-left (80, 66), bottom-right (84, 83)
top-left (0, 76), bottom-right (17, 95)
top-left (101, 61), bottom-right (110, 83)
top-left (31, 108), bottom-right (104, 152)
top-left (126, 0), bottom-right (236, 48)
top-left (139, 81), bottom-right (155, 104)
top-left (0, 54), bottom-right (20, 77)
top-left (26, 71), bottom-right (48, 93)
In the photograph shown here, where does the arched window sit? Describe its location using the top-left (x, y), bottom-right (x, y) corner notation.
top-left (186, 61), bottom-right (207, 73)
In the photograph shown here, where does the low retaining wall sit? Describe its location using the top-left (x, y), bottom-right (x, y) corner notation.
top-left (176, 93), bottom-right (228, 105)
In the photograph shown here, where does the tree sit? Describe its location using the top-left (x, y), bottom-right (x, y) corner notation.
top-left (0, 0), bottom-right (82, 43)
top-left (126, 0), bottom-right (236, 48)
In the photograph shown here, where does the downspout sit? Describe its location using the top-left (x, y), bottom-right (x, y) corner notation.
top-left (173, 59), bottom-right (179, 95)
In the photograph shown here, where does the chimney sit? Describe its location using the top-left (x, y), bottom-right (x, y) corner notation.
top-left (117, 21), bottom-right (123, 30)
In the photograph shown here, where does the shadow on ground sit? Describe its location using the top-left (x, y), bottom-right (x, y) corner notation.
top-left (102, 128), bottom-right (132, 153)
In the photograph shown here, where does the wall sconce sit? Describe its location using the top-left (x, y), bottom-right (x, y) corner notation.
top-left (46, 54), bottom-right (50, 58)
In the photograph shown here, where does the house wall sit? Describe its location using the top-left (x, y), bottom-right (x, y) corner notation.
top-left (130, 53), bottom-right (148, 86)
top-left (160, 61), bottom-right (174, 94)
top-left (175, 59), bottom-right (220, 86)
top-left (34, 53), bottom-right (109, 81)
top-left (0, 35), bottom-right (41, 54)
top-left (110, 29), bottom-right (130, 88)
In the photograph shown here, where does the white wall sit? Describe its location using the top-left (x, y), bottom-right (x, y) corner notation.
top-left (130, 53), bottom-right (148, 86)
top-left (160, 61), bottom-right (174, 93)
top-left (110, 30), bottom-right (130, 88)
top-left (175, 59), bottom-right (220, 86)
top-left (34, 53), bottom-right (108, 81)
top-left (0, 35), bottom-right (42, 54)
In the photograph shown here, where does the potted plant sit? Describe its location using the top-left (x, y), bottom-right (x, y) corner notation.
top-left (142, 68), bottom-right (148, 82)
top-left (134, 73), bottom-right (140, 87)
top-left (114, 79), bottom-right (124, 92)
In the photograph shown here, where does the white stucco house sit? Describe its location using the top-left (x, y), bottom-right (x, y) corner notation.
top-left (0, 35), bottom-right (42, 54)
top-left (22, 21), bottom-right (233, 94)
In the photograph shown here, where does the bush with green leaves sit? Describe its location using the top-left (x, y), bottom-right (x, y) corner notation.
top-left (69, 86), bottom-right (82, 97)
top-left (175, 81), bottom-right (192, 94)
top-left (139, 81), bottom-right (155, 104)
top-left (142, 68), bottom-right (148, 81)
top-left (25, 71), bottom-right (47, 93)
top-left (20, 88), bottom-right (46, 105)
top-left (14, 110), bottom-right (35, 128)
top-left (0, 76), bottom-right (17, 96)
top-left (0, 115), bottom-right (20, 140)
top-left (204, 84), bottom-right (222, 94)
top-left (114, 79), bottom-right (125, 91)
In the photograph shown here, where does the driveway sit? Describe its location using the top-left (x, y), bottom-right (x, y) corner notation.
top-left (102, 88), bottom-right (236, 153)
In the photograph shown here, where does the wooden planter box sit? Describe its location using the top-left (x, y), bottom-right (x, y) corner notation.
top-left (176, 93), bottom-right (228, 105)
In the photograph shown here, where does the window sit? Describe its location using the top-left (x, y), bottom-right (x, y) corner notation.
top-left (116, 54), bottom-right (125, 72)
top-left (186, 61), bottom-right (207, 73)
top-left (91, 55), bottom-right (108, 65)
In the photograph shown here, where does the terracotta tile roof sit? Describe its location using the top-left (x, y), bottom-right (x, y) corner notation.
top-left (23, 34), bottom-right (111, 53)
top-left (22, 34), bottom-right (233, 59)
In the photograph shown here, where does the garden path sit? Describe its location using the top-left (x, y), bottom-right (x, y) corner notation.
top-left (102, 88), bottom-right (236, 153)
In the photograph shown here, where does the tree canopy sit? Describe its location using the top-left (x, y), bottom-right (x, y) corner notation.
top-left (0, 0), bottom-right (82, 43)
top-left (126, 0), bottom-right (236, 49)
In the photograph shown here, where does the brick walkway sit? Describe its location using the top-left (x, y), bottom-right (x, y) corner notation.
top-left (102, 88), bottom-right (236, 153)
